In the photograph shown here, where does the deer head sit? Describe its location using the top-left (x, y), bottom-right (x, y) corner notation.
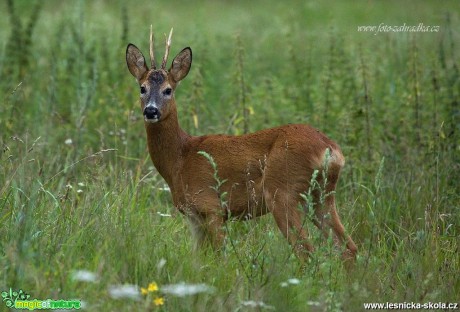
top-left (126, 28), bottom-right (192, 123)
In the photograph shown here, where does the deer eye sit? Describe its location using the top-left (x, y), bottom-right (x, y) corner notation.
top-left (163, 88), bottom-right (172, 96)
top-left (140, 86), bottom-right (147, 94)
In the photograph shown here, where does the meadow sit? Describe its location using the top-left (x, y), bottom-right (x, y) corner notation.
top-left (1, 0), bottom-right (459, 311)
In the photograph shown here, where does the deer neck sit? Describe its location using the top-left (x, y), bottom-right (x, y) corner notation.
top-left (144, 106), bottom-right (189, 187)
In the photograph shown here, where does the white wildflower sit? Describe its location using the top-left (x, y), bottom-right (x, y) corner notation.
top-left (71, 270), bottom-right (98, 283)
top-left (307, 300), bottom-right (322, 306)
top-left (108, 284), bottom-right (140, 301)
top-left (280, 278), bottom-right (300, 287)
top-left (161, 282), bottom-right (214, 297)
top-left (241, 300), bottom-right (275, 310)
top-left (287, 278), bottom-right (300, 285)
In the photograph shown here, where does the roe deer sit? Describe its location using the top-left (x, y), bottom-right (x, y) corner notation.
top-left (126, 28), bottom-right (357, 261)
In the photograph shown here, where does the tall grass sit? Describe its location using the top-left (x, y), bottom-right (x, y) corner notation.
top-left (1, 0), bottom-right (459, 311)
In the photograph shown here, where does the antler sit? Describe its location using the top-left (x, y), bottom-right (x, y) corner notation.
top-left (161, 28), bottom-right (173, 69)
top-left (149, 25), bottom-right (156, 69)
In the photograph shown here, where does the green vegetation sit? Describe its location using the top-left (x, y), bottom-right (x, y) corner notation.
top-left (1, 0), bottom-right (459, 310)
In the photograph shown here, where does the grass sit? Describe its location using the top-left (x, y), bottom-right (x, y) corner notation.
top-left (1, 0), bottom-right (459, 311)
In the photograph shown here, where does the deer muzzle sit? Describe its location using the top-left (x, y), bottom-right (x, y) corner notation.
top-left (144, 104), bottom-right (161, 122)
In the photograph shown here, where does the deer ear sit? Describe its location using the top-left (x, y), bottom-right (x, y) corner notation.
top-left (126, 44), bottom-right (148, 81)
top-left (170, 47), bottom-right (192, 82)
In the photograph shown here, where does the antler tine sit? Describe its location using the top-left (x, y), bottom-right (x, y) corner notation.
top-left (149, 25), bottom-right (156, 69)
top-left (161, 28), bottom-right (173, 69)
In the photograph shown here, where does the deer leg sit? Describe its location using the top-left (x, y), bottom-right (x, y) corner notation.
top-left (265, 190), bottom-right (314, 260)
top-left (188, 213), bottom-right (225, 251)
top-left (188, 215), bottom-right (208, 252)
top-left (205, 213), bottom-right (225, 250)
top-left (313, 195), bottom-right (357, 260)
top-left (312, 167), bottom-right (357, 260)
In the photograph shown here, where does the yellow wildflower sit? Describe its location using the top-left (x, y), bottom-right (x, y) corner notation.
top-left (140, 287), bottom-right (148, 295)
top-left (153, 297), bottom-right (165, 306)
top-left (148, 282), bottom-right (158, 292)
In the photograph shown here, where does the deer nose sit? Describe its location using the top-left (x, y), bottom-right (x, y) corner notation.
top-left (144, 105), bottom-right (160, 120)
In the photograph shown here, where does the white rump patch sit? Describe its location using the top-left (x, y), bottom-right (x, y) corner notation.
top-left (322, 147), bottom-right (345, 168)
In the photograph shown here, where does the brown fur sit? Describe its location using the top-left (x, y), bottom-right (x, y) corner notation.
top-left (126, 40), bottom-right (357, 261)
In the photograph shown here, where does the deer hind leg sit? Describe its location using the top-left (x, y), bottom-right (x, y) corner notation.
top-left (312, 159), bottom-right (357, 260)
top-left (265, 189), bottom-right (314, 260)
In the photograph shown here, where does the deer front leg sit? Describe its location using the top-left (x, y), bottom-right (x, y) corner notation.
top-left (188, 214), bottom-right (208, 252)
top-left (206, 213), bottom-right (225, 250)
top-left (188, 213), bottom-right (225, 251)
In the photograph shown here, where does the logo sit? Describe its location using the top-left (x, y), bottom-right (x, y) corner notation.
top-left (1, 288), bottom-right (81, 310)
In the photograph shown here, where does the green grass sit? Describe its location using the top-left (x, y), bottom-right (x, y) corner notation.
top-left (1, 0), bottom-right (459, 311)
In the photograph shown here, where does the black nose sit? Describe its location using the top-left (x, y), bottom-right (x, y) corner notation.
top-left (143, 106), bottom-right (160, 120)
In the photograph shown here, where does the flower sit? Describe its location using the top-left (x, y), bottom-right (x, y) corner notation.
top-left (71, 270), bottom-right (98, 283)
top-left (108, 284), bottom-right (141, 301)
top-left (153, 297), bottom-right (165, 306)
top-left (160, 282), bottom-right (214, 297)
top-left (287, 278), bottom-right (300, 285)
top-left (140, 288), bottom-right (148, 295)
top-left (280, 278), bottom-right (301, 287)
top-left (148, 282), bottom-right (158, 292)
top-left (241, 300), bottom-right (275, 310)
